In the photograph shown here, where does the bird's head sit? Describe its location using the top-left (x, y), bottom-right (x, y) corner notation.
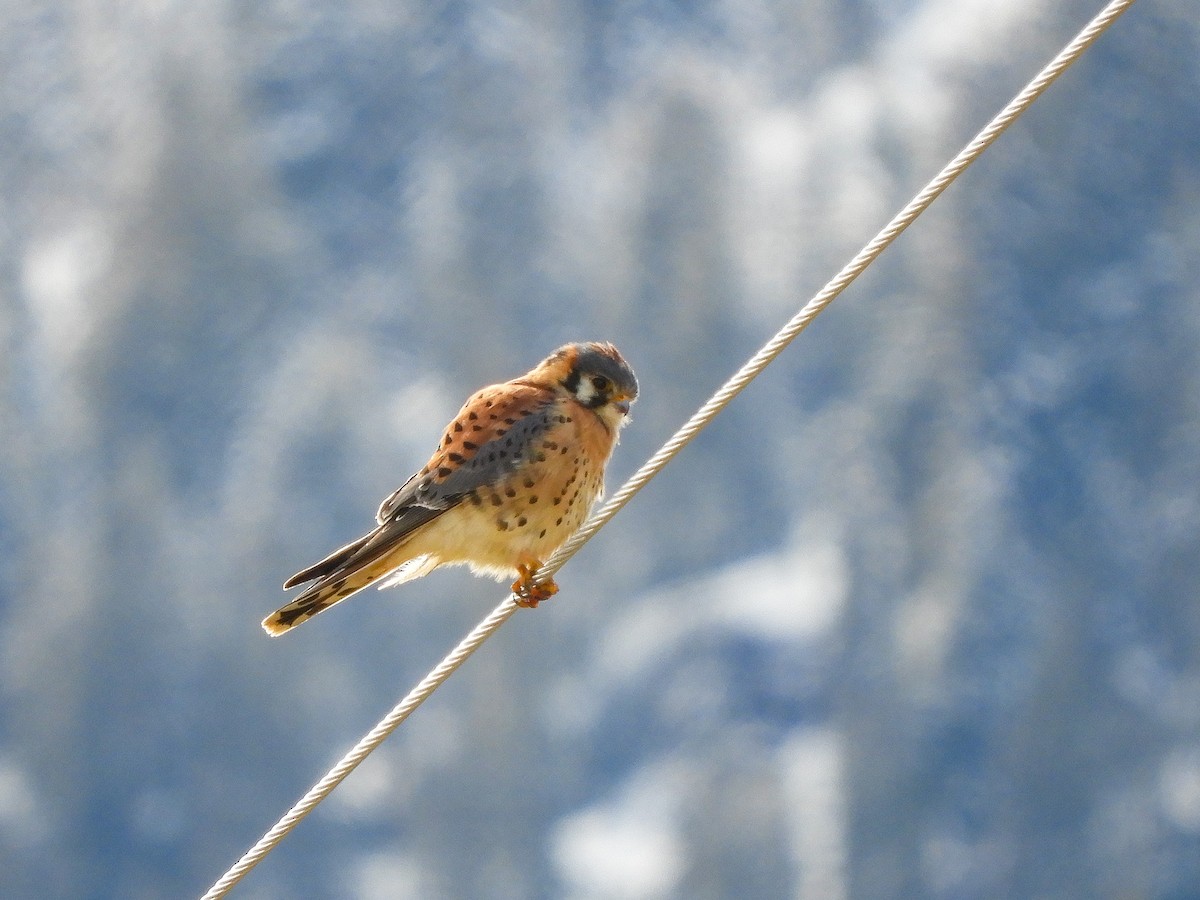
top-left (533, 342), bottom-right (639, 431)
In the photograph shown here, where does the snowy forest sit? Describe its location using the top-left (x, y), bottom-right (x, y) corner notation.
top-left (2, 0), bottom-right (1199, 897)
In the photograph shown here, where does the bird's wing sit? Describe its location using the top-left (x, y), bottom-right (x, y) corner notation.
top-left (268, 384), bottom-right (562, 632)
top-left (375, 382), bottom-right (558, 524)
top-left (283, 383), bottom-right (558, 590)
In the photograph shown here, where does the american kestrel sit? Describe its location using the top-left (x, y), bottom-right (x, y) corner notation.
top-left (262, 342), bottom-right (638, 635)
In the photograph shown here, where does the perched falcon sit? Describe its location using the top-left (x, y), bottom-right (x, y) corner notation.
top-left (262, 342), bottom-right (638, 635)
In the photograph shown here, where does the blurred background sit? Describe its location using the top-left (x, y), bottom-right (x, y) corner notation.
top-left (2, 0), bottom-right (1199, 897)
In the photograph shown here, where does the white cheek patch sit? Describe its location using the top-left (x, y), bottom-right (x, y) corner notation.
top-left (574, 378), bottom-right (597, 406)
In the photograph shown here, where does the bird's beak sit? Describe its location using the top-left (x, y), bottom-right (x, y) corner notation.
top-left (613, 395), bottom-right (633, 416)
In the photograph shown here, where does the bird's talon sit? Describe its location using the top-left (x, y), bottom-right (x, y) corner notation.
top-left (512, 563), bottom-right (558, 608)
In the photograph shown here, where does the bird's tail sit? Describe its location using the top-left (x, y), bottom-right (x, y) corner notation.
top-left (263, 529), bottom-right (414, 636)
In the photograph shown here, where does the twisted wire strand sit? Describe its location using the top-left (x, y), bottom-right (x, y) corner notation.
top-left (199, 600), bottom-right (518, 900)
top-left (537, 0), bottom-right (1136, 581)
top-left (201, 1), bottom-right (1136, 895)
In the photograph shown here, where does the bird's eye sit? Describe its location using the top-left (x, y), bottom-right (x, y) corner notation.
top-left (591, 375), bottom-right (611, 394)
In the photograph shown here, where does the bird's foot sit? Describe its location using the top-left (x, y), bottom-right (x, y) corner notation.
top-left (512, 562), bottom-right (558, 608)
